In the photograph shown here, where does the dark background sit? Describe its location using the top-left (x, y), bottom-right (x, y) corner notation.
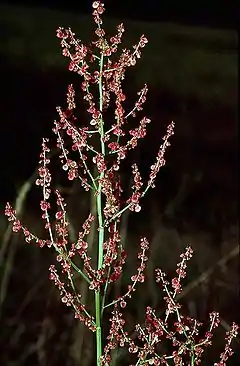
top-left (2, 0), bottom-right (239, 28)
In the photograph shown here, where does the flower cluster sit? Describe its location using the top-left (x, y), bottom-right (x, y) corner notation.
top-left (4, 1), bottom-right (238, 365)
top-left (101, 249), bottom-right (238, 365)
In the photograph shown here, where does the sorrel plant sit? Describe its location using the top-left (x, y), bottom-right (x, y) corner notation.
top-left (5, 1), bottom-right (238, 365)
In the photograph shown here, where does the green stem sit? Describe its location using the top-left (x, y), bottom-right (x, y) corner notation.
top-left (95, 50), bottom-right (105, 365)
top-left (95, 291), bottom-right (102, 364)
top-left (191, 347), bottom-right (195, 366)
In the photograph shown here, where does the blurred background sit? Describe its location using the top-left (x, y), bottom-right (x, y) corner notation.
top-left (0, 0), bottom-right (239, 365)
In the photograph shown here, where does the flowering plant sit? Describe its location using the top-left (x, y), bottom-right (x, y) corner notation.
top-left (5, 1), bottom-right (238, 365)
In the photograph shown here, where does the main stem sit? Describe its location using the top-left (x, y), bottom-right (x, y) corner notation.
top-left (95, 50), bottom-right (105, 365)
